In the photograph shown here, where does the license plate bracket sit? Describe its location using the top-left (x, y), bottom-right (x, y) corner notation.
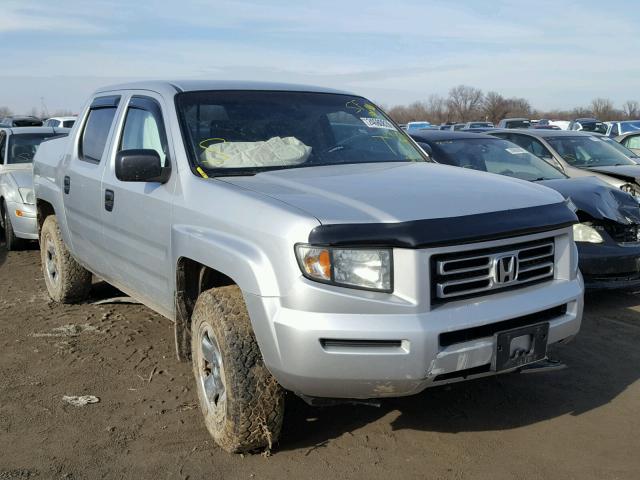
top-left (493, 322), bottom-right (549, 372)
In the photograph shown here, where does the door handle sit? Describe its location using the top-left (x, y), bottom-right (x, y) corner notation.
top-left (104, 189), bottom-right (114, 212)
top-left (64, 176), bottom-right (70, 194)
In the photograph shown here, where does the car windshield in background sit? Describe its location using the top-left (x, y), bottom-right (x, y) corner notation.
top-left (176, 91), bottom-right (425, 176)
top-left (468, 122), bottom-right (493, 128)
top-left (430, 137), bottom-right (566, 181)
top-left (620, 121), bottom-right (640, 134)
top-left (7, 133), bottom-right (57, 164)
top-left (506, 120), bottom-right (530, 128)
top-left (545, 135), bottom-right (637, 167)
top-left (13, 119), bottom-right (43, 127)
top-left (580, 122), bottom-right (607, 134)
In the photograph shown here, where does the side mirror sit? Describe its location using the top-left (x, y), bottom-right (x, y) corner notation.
top-left (115, 149), bottom-right (170, 183)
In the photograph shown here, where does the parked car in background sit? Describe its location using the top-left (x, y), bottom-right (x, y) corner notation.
top-left (614, 131), bottom-right (640, 156)
top-left (489, 129), bottom-right (640, 199)
top-left (443, 122), bottom-right (466, 131)
top-left (497, 118), bottom-right (531, 129)
top-left (406, 121), bottom-right (433, 132)
top-left (411, 130), bottom-right (640, 289)
top-left (33, 80), bottom-right (583, 453)
top-left (0, 116), bottom-right (43, 127)
top-left (0, 127), bottom-right (68, 249)
top-left (568, 118), bottom-right (607, 134)
top-left (605, 120), bottom-right (640, 137)
top-left (438, 122), bottom-right (456, 130)
top-left (44, 116), bottom-right (76, 128)
top-left (463, 121), bottom-right (494, 129)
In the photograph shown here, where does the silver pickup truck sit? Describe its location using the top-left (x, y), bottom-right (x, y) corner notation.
top-left (33, 81), bottom-right (584, 453)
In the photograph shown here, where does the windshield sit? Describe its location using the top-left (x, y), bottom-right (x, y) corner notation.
top-left (429, 137), bottom-right (566, 181)
top-left (13, 118), bottom-right (43, 127)
top-left (468, 122), bottom-right (493, 128)
top-left (506, 120), bottom-right (530, 129)
top-left (620, 121), bottom-right (640, 134)
top-left (7, 133), bottom-right (57, 164)
top-left (545, 135), bottom-right (637, 167)
top-left (176, 91), bottom-right (425, 176)
top-left (407, 122), bottom-right (431, 131)
top-left (580, 121), bottom-right (607, 134)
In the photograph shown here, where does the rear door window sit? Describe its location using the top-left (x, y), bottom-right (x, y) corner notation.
top-left (79, 96), bottom-right (121, 163)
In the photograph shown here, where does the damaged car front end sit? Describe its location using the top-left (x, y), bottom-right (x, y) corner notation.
top-left (547, 177), bottom-right (640, 289)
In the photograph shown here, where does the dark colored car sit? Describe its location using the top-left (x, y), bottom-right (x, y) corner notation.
top-left (411, 130), bottom-right (640, 289)
top-left (568, 118), bottom-right (607, 134)
top-left (0, 116), bottom-right (44, 127)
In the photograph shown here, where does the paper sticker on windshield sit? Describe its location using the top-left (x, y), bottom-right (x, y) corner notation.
top-left (361, 117), bottom-right (395, 130)
top-left (506, 147), bottom-right (527, 154)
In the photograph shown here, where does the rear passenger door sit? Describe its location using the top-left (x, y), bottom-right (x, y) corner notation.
top-left (63, 95), bottom-right (121, 277)
top-left (100, 94), bottom-right (176, 316)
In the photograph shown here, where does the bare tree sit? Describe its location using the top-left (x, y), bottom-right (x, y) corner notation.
top-left (623, 100), bottom-right (640, 120)
top-left (0, 106), bottom-right (12, 117)
top-left (503, 97), bottom-right (532, 119)
top-left (483, 92), bottom-right (509, 124)
top-left (590, 98), bottom-right (617, 120)
top-left (447, 85), bottom-right (484, 122)
top-left (424, 94), bottom-right (449, 124)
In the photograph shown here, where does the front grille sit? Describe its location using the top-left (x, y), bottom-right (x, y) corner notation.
top-left (432, 238), bottom-right (555, 302)
top-left (604, 223), bottom-right (640, 243)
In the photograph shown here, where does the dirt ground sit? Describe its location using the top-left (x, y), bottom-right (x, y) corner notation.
top-left (0, 241), bottom-right (638, 480)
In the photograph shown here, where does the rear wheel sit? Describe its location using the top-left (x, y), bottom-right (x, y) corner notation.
top-left (191, 286), bottom-right (285, 453)
top-left (2, 201), bottom-right (24, 251)
top-left (40, 215), bottom-right (92, 303)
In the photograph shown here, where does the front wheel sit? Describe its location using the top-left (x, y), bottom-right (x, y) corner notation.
top-left (40, 215), bottom-right (92, 303)
top-left (191, 286), bottom-right (285, 453)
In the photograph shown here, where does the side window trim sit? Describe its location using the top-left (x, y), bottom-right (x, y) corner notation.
top-left (78, 95), bottom-right (122, 164)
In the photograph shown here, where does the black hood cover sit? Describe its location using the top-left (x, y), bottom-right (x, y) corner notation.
top-left (539, 177), bottom-right (640, 225)
top-left (584, 165), bottom-right (640, 183)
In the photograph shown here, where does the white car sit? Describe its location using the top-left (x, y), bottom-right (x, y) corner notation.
top-left (0, 127), bottom-right (68, 249)
top-left (43, 116), bottom-right (76, 128)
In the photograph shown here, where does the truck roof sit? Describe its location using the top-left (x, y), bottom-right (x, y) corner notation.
top-left (95, 80), bottom-right (353, 96)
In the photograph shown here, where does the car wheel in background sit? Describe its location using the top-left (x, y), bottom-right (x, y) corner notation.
top-left (39, 215), bottom-right (92, 303)
top-left (191, 285), bottom-right (285, 453)
top-left (2, 200), bottom-right (24, 251)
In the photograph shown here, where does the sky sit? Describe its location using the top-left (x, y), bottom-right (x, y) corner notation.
top-left (0, 0), bottom-right (638, 115)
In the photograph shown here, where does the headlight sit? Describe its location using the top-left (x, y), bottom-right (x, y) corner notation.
top-left (620, 183), bottom-right (637, 196)
top-left (18, 187), bottom-right (35, 205)
top-left (573, 223), bottom-right (604, 243)
top-left (295, 245), bottom-right (392, 292)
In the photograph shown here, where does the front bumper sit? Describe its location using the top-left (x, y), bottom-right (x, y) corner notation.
top-left (246, 277), bottom-right (584, 399)
top-left (578, 241), bottom-right (640, 289)
top-left (6, 201), bottom-right (37, 240)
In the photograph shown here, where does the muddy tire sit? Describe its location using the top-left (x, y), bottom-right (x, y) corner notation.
top-left (40, 215), bottom-right (92, 303)
top-left (191, 286), bottom-right (285, 453)
top-left (2, 201), bottom-right (24, 251)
